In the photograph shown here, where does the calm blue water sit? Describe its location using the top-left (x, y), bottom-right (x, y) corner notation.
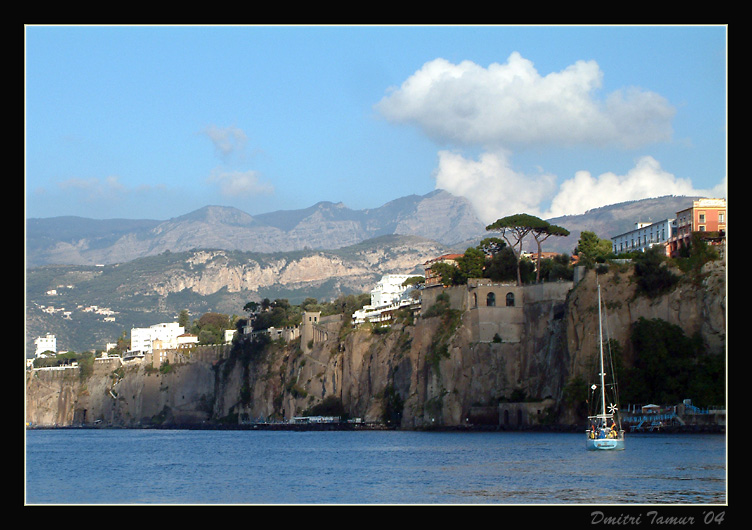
top-left (25, 429), bottom-right (726, 505)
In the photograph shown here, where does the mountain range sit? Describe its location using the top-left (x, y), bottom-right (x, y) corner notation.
top-left (26, 190), bottom-right (700, 268)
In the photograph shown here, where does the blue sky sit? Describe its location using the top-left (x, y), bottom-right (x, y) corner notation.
top-left (25, 25), bottom-right (727, 223)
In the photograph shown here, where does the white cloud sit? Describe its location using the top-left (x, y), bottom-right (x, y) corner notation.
top-left (207, 169), bottom-right (274, 197)
top-left (203, 125), bottom-right (248, 159)
top-left (544, 156), bottom-right (710, 218)
top-left (378, 52), bottom-right (720, 222)
top-left (434, 152), bottom-right (726, 223)
top-left (433, 150), bottom-right (557, 224)
top-left (376, 53), bottom-right (675, 149)
top-left (201, 125), bottom-right (274, 198)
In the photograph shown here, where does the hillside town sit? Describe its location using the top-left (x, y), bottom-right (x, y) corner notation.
top-left (26, 196), bottom-right (726, 434)
top-left (28, 197), bottom-right (726, 372)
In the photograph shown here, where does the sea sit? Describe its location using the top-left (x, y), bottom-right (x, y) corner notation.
top-left (25, 428), bottom-right (727, 508)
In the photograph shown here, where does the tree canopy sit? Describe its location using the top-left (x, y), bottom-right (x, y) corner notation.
top-left (530, 220), bottom-right (569, 282)
top-left (574, 231), bottom-right (613, 265)
top-left (428, 237), bottom-right (552, 287)
top-left (486, 213), bottom-right (569, 285)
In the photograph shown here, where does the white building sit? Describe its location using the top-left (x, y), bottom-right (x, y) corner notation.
top-left (611, 219), bottom-right (675, 255)
top-left (178, 333), bottom-right (199, 348)
top-left (352, 274), bottom-right (418, 324)
top-left (130, 322), bottom-right (185, 354)
top-left (34, 334), bottom-right (56, 356)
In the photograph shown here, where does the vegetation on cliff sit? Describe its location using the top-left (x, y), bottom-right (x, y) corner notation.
top-left (623, 317), bottom-right (724, 408)
top-left (422, 292), bottom-right (462, 372)
top-left (429, 237), bottom-right (573, 288)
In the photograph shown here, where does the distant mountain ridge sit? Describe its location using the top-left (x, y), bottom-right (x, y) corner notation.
top-left (26, 190), bottom-right (703, 267)
top-left (25, 190), bottom-right (486, 267)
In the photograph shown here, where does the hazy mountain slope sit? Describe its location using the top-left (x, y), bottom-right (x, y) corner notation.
top-left (26, 190), bottom-right (484, 267)
top-left (26, 190), bottom-right (705, 268)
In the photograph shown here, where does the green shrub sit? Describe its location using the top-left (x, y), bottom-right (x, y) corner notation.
top-left (633, 246), bottom-right (679, 297)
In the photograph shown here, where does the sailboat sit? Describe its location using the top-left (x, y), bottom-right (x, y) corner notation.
top-left (586, 283), bottom-right (625, 451)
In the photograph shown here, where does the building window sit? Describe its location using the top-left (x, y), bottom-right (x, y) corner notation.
top-left (506, 292), bottom-right (515, 307)
top-left (487, 293), bottom-right (496, 307)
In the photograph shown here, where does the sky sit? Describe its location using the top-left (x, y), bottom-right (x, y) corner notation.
top-left (25, 25), bottom-right (727, 224)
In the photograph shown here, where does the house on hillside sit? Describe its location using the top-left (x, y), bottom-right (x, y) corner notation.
top-left (130, 322), bottom-right (185, 355)
top-left (352, 274), bottom-right (420, 325)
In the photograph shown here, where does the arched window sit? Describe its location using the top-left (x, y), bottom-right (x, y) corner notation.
top-left (486, 292), bottom-right (496, 307)
top-left (506, 292), bottom-right (515, 307)
top-left (473, 293), bottom-right (478, 307)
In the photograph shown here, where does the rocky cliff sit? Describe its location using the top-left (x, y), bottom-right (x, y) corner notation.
top-left (25, 261), bottom-right (726, 429)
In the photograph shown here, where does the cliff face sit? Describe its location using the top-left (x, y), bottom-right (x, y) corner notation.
top-left (25, 261), bottom-right (726, 429)
top-left (566, 260), bottom-right (726, 376)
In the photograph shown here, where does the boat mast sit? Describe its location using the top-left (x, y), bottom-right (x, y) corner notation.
top-left (598, 284), bottom-right (607, 425)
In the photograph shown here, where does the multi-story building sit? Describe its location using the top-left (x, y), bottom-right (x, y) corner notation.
top-left (352, 274), bottom-right (419, 324)
top-left (611, 219), bottom-right (675, 255)
top-left (610, 198), bottom-right (727, 258)
top-left (668, 198), bottom-right (726, 257)
top-left (34, 333), bottom-right (57, 356)
top-left (130, 322), bottom-right (185, 354)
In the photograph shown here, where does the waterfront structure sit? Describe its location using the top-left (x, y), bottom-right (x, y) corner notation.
top-left (611, 219), bottom-right (675, 255)
top-left (668, 198), bottom-right (726, 257)
top-left (352, 274), bottom-right (419, 324)
top-left (130, 322), bottom-right (185, 354)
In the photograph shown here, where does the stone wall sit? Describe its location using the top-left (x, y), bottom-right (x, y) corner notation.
top-left (420, 279), bottom-right (573, 343)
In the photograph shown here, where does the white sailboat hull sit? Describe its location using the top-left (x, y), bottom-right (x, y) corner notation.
top-left (586, 436), bottom-right (625, 451)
